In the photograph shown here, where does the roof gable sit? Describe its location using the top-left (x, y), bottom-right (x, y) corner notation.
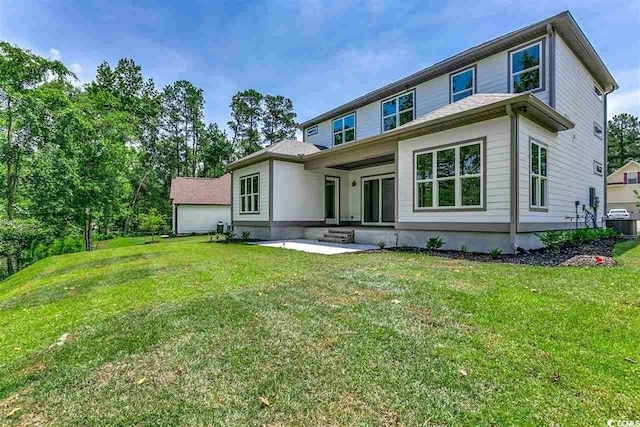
top-left (608, 160), bottom-right (640, 180)
top-left (170, 174), bottom-right (231, 205)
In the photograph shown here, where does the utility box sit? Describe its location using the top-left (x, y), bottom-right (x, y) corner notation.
top-left (606, 220), bottom-right (638, 237)
top-left (216, 222), bottom-right (224, 234)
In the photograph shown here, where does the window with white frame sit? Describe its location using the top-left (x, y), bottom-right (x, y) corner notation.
top-left (415, 140), bottom-right (483, 209)
top-left (450, 68), bottom-right (474, 102)
top-left (240, 173), bottom-right (259, 214)
top-left (382, 91), bottom-right (414, 132)
top-left (530, 142), bottom-right (548, 209)
top-left (510, 41), bottom-right (542, 93)
top-left (332, 113), bottom-right (355, 146)
top-left (594, 84), bottom-right (603, 101)
top-left (594, 123), bottom-right (603, 139)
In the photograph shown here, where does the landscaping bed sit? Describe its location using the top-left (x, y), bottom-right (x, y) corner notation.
top-left (388, 237), bottom-right (623, 267)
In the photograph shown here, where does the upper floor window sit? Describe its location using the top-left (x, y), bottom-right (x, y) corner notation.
top-left (594, 123), bottom-right (603, 139)
top-left (240, 173), bottom-right (259, 214)
top-left (414, 139), bottom-right (483, 209)
top-left (382, 90), bottom-right (414, 132)
top-left (627, 173), bottom-right (638, 185)
top-left (510, 41), bottom-right (542, 93)
top-left (306, 126), bottom-right (318, 137)
top-left (332, 113), bottom-right (355, 146)
top-left (530, 141), bottom-right (548, 209)
top-left (450, 67), bottom-right (475, 102)
top-left (594, 84), bottom-right (603, 101)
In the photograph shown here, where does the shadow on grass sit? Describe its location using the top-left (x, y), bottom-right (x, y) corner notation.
top-left (612, 239), bottom-right (640, 258)
top-left (0, 266), bottom-right (156, 311)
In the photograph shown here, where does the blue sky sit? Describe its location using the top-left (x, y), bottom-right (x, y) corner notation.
top-left (1, 0), bottom-right (638, 135)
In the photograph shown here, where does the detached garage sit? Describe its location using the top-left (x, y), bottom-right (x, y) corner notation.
top-left (169, 174), bottom-right (231, 234)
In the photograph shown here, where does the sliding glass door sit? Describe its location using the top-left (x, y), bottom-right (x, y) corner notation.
top-left (362, 175), bottom-right (394, 225)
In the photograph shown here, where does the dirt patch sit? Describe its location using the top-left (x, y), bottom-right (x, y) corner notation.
top-left (387, 238), bottom-right (622, 267)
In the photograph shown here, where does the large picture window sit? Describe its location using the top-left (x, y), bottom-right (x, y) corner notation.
top-left (382, 91), bottom-right (414, 132)
top-left (510, 41), bottom-right (543, 93)
top-left (414, 139), bottom-right (483, 210)
top-left (240, 173), bottom-right (259, 214)
top-left (450, 67), bottom-right (475, 103)
top-left (530, 141), bottom-right (548, 209)
top-left (332, 113), bottom-right (355, 146)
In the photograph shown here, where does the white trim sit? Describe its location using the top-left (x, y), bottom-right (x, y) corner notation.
top-left (530, 141), bottom-right (548, 209)
top-left (240, 174), bottom-right (260, 214)
top-left (509, 40), bottom-right (543, 93)
top-left (362, 173), bottom-right (395, 226)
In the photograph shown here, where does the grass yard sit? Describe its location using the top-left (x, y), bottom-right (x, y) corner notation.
top-left (0, 237), bottom-right (639, 425)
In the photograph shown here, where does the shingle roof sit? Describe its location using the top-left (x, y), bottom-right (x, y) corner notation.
top-left (170, 174), bottom-right (231, 205)
top-left (400, 94), bottom-right (521, 128)
top-left (229, 139), bottom-right (325, 169)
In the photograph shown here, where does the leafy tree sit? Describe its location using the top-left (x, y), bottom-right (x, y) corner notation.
top-left (0, 218), bottom-right (44, 273)
top-left (262, 94), bottom-right (297, 145)
top-left (0, 41), bottom-right (70, 273)
top-left (608, 113), bottom-right (640, 172)
top-left (228, 89), bottom-right (263, 156)
top-left (199, 123), bottom-right (233, 177)
top-left (138, 208), bottom-right (164, 243)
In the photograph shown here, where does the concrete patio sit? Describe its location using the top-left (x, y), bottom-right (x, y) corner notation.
top-left (249, 239), bottom-right (379, 255)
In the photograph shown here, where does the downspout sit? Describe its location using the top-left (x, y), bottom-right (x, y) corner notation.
top-left (546, 23), bottom-right (556, 108)
top-left (603, 91), bottom-right (609, 221)
top-left (507, 104), bottom-right (519, 253)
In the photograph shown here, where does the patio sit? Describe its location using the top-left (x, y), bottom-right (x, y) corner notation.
top-left (249, 239), bottom-right (379, 255)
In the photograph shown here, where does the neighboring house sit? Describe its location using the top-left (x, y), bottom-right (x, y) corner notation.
top-left (228, 11), bottom-right (617, 253)
top-left (169, 175), bottom-right (231, 234)
top-left (607, 160), bottom-right (640, 219)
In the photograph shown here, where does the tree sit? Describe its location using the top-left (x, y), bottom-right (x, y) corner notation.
top-left (0, 218), bottom-right (44, 274)
top-left (0, 41), bottom-right (70, 273)
top-left (262, 94), bottom-right (297, 145)
top-left (138, 208), bottom-right (164, 243)
top-left (199, 123), bottom-right (233, 177)
top-left (228, 89), bottom-right (263, 156)
top-left (608, 113), bottom-right (640, 172)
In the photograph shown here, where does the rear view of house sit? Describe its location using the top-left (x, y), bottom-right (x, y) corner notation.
top-left (170, 175), bottom-right (231, 234)
top-left (228, 11), bottom-right (617, 253)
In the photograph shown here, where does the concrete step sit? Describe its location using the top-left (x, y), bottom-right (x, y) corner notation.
top-left (318, 237), bottom-right (351, 244)
top-left (328, 229), bottom-right (355, 236)
top-left (323, 232), bottom-right (354, 239)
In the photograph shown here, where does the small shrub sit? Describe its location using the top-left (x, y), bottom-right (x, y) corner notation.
top-left (377, 241), bottom-right (386, 249)
top-left (536, 227), bottom-right (618, 251)
top-left (489, 248), bottom-right (502, 259)
top-left (209, 229), bottom-right (217, 243)
top-left (426, 236), bottom-right (445, 250)
top-left (400, 243), bottom-right (409, 250)
top-left (241, 231), bottom-right (252, 242)
top-left (223, 229), bottom-right (236, 243)
top-left (459, 244), bottom-right (469, 256)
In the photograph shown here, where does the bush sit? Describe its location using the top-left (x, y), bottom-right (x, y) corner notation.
top-left (377, 241), bottom-right (386, 249)
top-left (489, 248), bottom-right (502, 259)
top-left (241, 231), bottom-right (252, 242)
top-left (223, 229), bottom-right (236, 243)
top-left (95, 232), bottom-right (118, 241)
top-left (459, 244), bottom-right (469, 256)
top-left (536, 227), bottom-right (618, 251)
top-left (426, 236), bottom-right (445, 250)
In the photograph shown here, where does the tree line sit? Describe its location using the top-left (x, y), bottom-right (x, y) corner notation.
top-left (0, 41), bottom-right (297, 276)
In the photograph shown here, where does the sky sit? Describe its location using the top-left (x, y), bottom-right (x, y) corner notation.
top-left (1, 0), bottom-right (638, 136)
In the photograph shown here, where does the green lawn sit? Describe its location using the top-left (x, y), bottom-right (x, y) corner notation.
top-left (1, 236), bottom-right (639, 425)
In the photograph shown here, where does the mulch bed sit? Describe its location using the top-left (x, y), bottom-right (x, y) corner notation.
top-left (386, 238), bottom-right (622, 267)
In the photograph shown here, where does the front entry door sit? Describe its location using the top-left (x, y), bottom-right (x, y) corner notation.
top-left (325, 177), bottom-right (339, 225)
top-left (362, 175), bottom-right (395, 225)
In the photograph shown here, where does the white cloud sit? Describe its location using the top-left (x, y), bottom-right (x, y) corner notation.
top-left (608, 67), bottom-right (640, 119)
top-left (48, 48), bottom-right (61, 60)
top-left (70, 63), bottom-right (83, 74)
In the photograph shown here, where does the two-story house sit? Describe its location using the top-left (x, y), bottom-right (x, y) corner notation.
top-left (228, 11), bottom-right (617, 253)
top-left (607, 160), bottom-right (640, 220)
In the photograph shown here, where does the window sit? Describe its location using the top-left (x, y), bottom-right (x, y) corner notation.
top-left (332, 113), bottom-right (355, 146)
top-left (629, 175), bottom-right (638, 185)
top-left (382, 91), bottom-right (414, 132)
top-left (594, 84), bottom-right (603, 101)
top-left (450, 67), bottom-right (475, 102)
top-left (530, 142), bottom-right (548, 209)
top-left (510, 41), bottom-right (542, 93)
top-left (415, 140), bottom-right (483, 209)
top-left (240, 174), bottom-right (259, 214)
top-left (307, 126), bottom-right (318, 136)
top-left (594, 123), bottom-right (603, 139)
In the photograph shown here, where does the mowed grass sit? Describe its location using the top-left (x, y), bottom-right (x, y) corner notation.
top-left (0, 237), bottom-right (639, 425)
